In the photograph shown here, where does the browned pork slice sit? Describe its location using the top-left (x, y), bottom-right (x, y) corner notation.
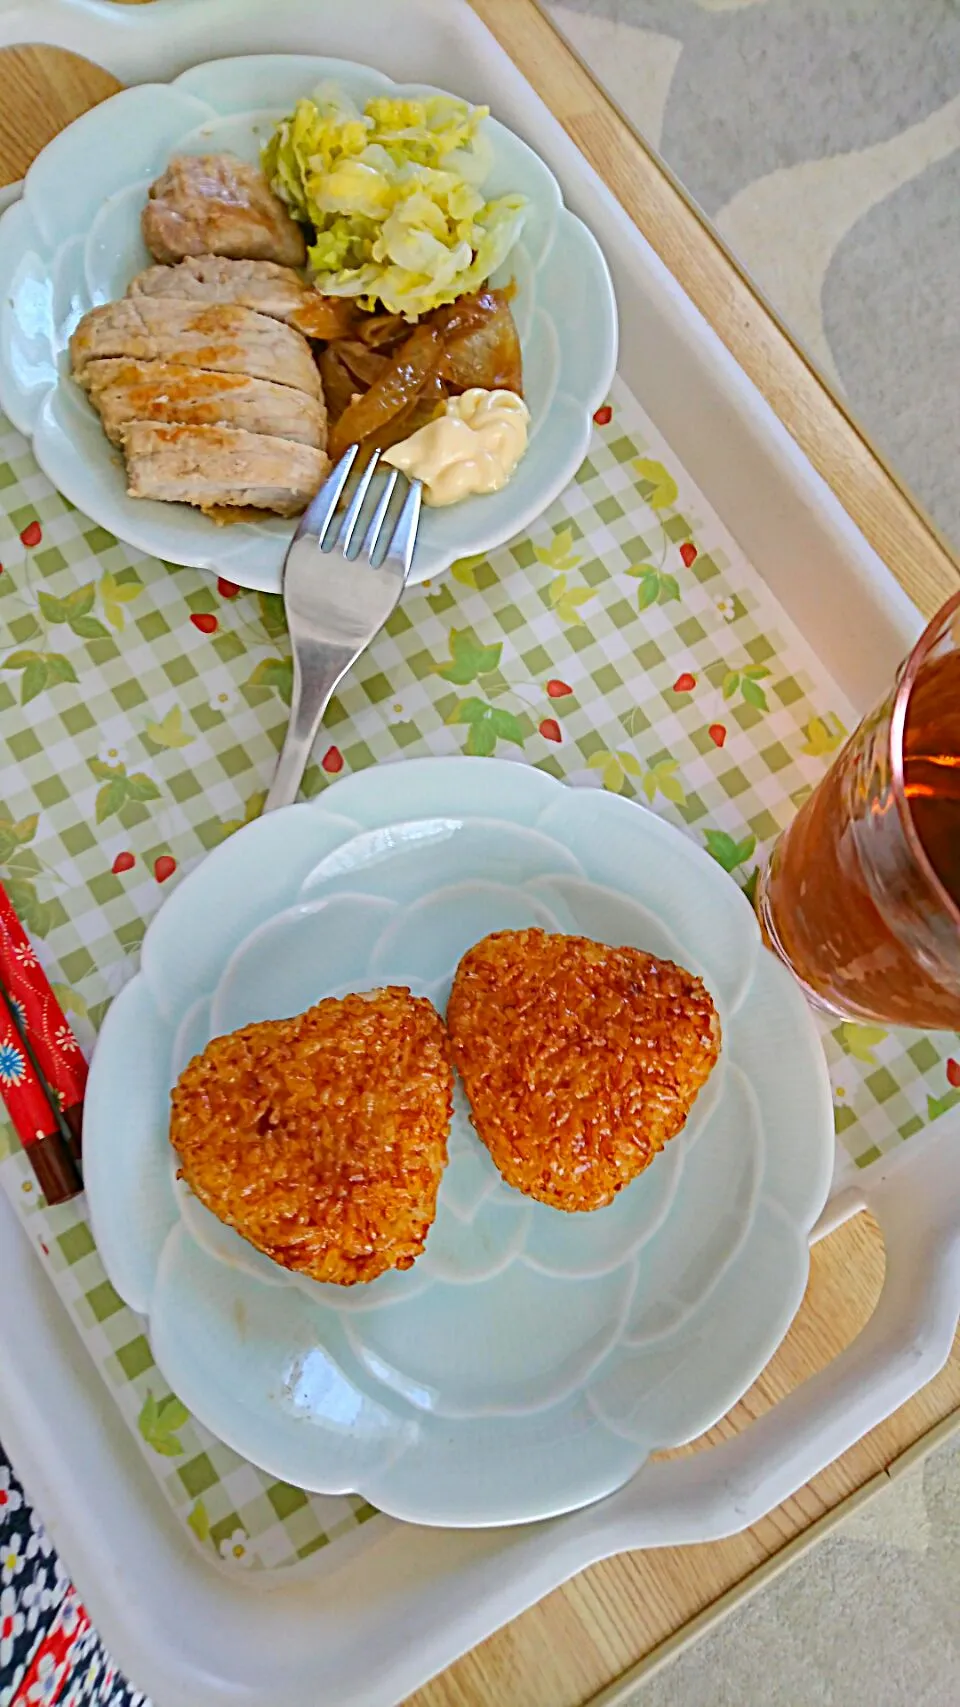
top-left (82, 360), bottom-right (327, 450)
top-left (69, 300), bottom-right (321, 399)
top-left (142, 154), bottom-right (306, 268)
top-left (128, 256), bottom-right (313, 325)
top-left (122, 423), bottom-right (329, 518)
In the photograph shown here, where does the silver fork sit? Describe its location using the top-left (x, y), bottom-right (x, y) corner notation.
top-left (264, 446), bottom-right (422, 812)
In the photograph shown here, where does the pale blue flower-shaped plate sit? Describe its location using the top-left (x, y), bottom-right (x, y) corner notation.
top-left (0, 55), bottom-right (617, 593)
top-left (84, 760), bottom-right (833, 1527)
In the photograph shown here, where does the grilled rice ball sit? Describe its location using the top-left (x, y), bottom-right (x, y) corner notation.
top-left (447, 930), bottom-right (720, 1212)
top-left (170, 988), bottom-right (453, 1285)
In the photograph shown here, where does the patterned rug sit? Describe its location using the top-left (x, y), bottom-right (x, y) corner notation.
top-left (624, 1434), bottom-right (960, 1706)
top-left (546, 0), bottom-right (960, 549)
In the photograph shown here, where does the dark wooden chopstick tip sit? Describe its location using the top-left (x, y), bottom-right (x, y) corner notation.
top-left (30, 1129), bottom-right (83, 1206)
top-left (61, 1102), bottom-right (84, 1164)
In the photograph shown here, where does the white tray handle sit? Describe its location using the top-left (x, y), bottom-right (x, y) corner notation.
top-left (551, 1119), bottom-right (960, 1562)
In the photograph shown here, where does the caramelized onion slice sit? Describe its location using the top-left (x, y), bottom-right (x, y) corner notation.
top-left (328, 323), bottom-right (442, 461)
top-left (335, 341), bottom-right (391, 388)
top-left (358, 313), bottom-right (409, 349)
top-left (364, 374), bottom-right (448, 454)
top-left (438, 290), bottom-right (523, 395)
top-left (321, 286), bottom-right (523, 463)
top-left (289, 295), bottom-right (363, 340)
top-left (318, 346), bottom-right (357, 425)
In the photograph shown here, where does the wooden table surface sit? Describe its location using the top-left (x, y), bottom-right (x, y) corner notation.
top-left (1, 5), bottom-right (959, 1705)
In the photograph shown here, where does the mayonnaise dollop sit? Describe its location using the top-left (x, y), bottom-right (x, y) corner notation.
top-left (382, 388), bottom-right (530, 506)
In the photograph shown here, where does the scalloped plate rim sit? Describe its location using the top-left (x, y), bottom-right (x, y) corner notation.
top-left (84, 760), bottom-right (834, 1526)
top-left (0, 54), bottom-right (618, 591)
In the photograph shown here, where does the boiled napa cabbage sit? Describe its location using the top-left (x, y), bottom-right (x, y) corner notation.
top-left (262, 84), bottom-right (527, 318)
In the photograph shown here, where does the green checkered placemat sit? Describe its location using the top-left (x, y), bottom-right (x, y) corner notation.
top-left (1, 375), bottom-right (958, 1575)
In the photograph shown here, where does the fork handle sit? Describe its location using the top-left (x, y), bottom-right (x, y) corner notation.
top-left (263, 643), bottom-right (354, 813)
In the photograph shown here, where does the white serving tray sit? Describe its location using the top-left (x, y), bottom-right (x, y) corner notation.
top-left (1, 3), bottom-right (959, 1704)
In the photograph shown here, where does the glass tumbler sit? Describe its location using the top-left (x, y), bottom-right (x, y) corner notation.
top-left (756, 590), bottom-right (960, 1029)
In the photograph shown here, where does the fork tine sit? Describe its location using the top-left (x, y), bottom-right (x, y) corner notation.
top-left (339, 449), bottom-right (382, 555)
top-left (362, 467), bottom-right (400, 562)
top-left (294, 444), bottom-right (358, 547)
top-left (381, 478), bottom-right (423, 580)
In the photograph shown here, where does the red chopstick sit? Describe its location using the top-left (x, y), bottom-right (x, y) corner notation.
top-left (0, 881), bottom-right (87, 1161)
top-left (0, 989), bottom-right (82, 1204)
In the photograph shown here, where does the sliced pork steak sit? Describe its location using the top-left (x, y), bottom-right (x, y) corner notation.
top-left (83, 359), bottom-right (327, 450)
top-left (128, 256), bottom-right (313, 325)
top-left (70, 300), bottom-right (321, 399)
top-left (122, 423), bottom-right (329, 517)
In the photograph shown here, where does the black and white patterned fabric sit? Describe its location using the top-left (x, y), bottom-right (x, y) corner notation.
top-left (0, 1441), bottom-right (148, 1707)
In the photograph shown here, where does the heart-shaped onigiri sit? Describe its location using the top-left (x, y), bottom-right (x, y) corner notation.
top-left (170, 987), bottom-right (453, 1285)
top-left (447, 930), bottom-right (720, 1212)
